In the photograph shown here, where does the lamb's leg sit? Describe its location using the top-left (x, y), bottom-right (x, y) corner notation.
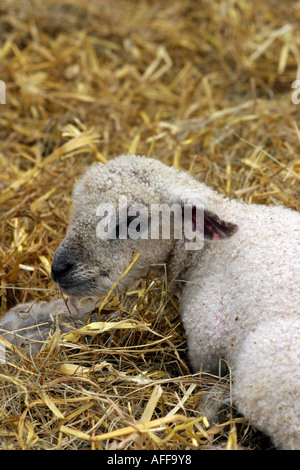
top-left (196, 380), bottom-right (230, 424)
top-left (0, 297), bottom-right (98, 355)
top-left (232, 317), bottom-right (300, 450)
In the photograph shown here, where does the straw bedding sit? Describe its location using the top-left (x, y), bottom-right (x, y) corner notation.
top-left (0, 0), bottom-right (299, 450)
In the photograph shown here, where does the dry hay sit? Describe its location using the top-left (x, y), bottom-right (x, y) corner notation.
top-left (0, 0), bottom-right (299, 450)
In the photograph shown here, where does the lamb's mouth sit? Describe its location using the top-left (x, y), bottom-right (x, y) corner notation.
top-left (56, 277), bottom-right (110, 297)
top-left (56, 282), bottom-right (84, 296)
top-left (57, 282), bottom-right (76, 292)
top-left (55, 278), bottom-right (96, 296)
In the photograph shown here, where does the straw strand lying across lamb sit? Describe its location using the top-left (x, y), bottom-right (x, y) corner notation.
top-left (1, 155), bottom-right (300, 449)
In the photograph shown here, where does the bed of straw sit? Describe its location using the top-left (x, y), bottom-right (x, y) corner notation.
top-left (0, 0), bottom-right (299, 450)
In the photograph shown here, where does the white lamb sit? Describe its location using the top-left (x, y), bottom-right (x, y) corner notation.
top-left (1, 155), bottom-right (299, 449)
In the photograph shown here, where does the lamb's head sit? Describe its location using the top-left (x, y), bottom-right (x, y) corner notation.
top-left (51, 155), bottom-right (238, 297)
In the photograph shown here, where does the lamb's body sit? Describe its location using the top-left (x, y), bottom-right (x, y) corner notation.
top-left (1, 155), bottom-right (299, 449)
top-left (180, 201), bottom-right (300, 449)
top-left (181, 201), bottom-right (300, 372)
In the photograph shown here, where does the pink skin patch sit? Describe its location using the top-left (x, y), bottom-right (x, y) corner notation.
top-left (212, 301), bottom-right (227, 343)
top-left (214, 313), bottom-right (227, 341)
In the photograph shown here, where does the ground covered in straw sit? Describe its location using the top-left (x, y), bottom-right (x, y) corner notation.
top-left (0, 0), bottom-right (299, 450)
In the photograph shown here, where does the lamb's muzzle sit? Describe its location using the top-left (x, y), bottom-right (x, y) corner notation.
top-left (51, 250), bottom-right (74, 284)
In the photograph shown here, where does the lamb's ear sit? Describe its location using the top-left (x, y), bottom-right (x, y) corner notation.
top-left (201, 209), bottom-right (238, 240)
top-left (171, 191), bottom-right (238, 241)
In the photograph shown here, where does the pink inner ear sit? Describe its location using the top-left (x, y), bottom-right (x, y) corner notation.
top-left (212, 232), bottom-right (221, 240)
top-left (192, 208), bottom-right (238, 240)
top-left (204, 210), bottom-right (238, 240)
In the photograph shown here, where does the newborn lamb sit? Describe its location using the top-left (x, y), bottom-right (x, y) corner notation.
top-left (1, 155), bottom-right (299, 449)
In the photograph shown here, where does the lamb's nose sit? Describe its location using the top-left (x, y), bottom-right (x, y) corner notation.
top-left (51, 254), bottom-right (74, 283)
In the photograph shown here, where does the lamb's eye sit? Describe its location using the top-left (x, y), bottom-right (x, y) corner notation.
top-left (127, 215), bottom-right (140, 232)
top-left (100, 269), bottom-right (109, 277)
top-left (115, 215), bottom-right (140, 239)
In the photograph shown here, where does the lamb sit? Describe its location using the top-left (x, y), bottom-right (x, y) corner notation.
top-left (1, 154), bottom-right (299, 449)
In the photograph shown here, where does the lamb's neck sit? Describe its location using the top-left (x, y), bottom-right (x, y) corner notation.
top-left (166, 239), bottom-right (207, 292)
